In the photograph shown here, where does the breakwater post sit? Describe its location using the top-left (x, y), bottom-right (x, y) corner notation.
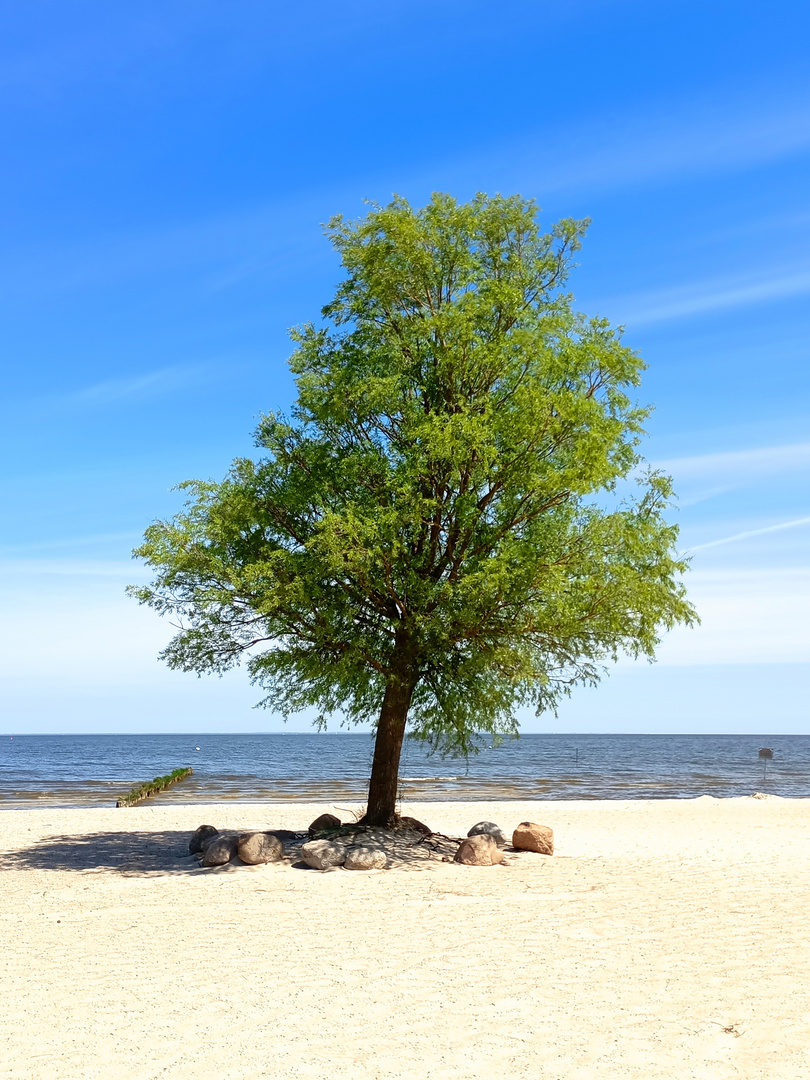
top-left (116, 767), bottom-right (193, 807)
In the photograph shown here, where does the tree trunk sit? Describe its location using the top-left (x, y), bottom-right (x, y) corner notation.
top-left (362, 657), bottom-right (417, 827)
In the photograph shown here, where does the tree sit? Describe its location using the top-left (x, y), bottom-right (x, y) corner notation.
top-left (129, 193), bottom-right (696, 826)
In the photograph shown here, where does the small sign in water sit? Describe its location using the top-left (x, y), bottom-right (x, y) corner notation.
top-left (758, 747), bottom-right (773, 782)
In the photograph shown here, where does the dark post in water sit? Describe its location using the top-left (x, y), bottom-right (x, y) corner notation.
top-left (758, 747), bottom-right (773, 783)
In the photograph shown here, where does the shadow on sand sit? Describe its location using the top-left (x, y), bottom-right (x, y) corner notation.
top-left (6, 829), bottom-right (202, 877)
top-left (6, 826), bottom-right (466, 876)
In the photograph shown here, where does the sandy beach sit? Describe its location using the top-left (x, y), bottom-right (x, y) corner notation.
top-left (2, 797), bottom-right (810, 1080)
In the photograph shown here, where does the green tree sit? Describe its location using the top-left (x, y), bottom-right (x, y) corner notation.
top-left (129, 193), bottom-right (696, 825)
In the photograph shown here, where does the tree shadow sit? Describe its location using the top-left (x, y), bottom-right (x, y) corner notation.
top-left (6, 829), bottom-right (202, 877)
top-left (285, 827), bottom-right (467, 872)
top-left (7, 826), bottom-right (472, 877)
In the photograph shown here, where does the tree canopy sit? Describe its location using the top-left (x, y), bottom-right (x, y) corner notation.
top-left (129, 192), bottom-right (697, 824)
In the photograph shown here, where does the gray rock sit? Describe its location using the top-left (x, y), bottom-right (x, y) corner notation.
top-left (454, 834), bottom-right (505, 866)
top-left (300, 838), bottom-right (347, 870)
top-left (344, 846), bottom-right (387, 870)
top-left (201, 834), bottom-right (239, 867)
top-left (512, 821), bottom-right (554, 855)
top-left (238, 831), bottom-right (284, 865)
top-left (467, 821), bottom-right (508, 846)
top-left (308, 813), bottom-right (342, 835)
top-left (189, 825), bottom-right (219, 855)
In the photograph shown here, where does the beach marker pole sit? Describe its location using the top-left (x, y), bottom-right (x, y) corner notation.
top-left (758, 747), bottom-right (773, 783)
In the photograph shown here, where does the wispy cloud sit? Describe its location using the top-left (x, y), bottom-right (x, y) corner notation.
top-left (651, 568), bottom-right (810, 666)
top-left (0, 559), bottom-right (138, 578)
top-left (0, 193), bottom-right (330, 305)
top-left (653, 442), bottom-right (810, 504)
top-left (596, 94), bottom-right (810, 189)
top-left (1, 361), bottom-right (238, 421)
top-left (428, 86), bottom-right (810, 203)
top-left (0, 531), bottom-right (139, 557)
top-left (608, 267), bottom-right (810, 328)
top-left (7, 84), bottom-right (810, 310)
top-left (63, 365), bottom-right (206, 408)
top-left (687, 516), bottom-right (810, 553)
top-left (0, 6), bottom-right (401, 106)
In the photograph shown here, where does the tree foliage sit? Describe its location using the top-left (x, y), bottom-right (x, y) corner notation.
top-left (129, 193), bottom-right (696, 822)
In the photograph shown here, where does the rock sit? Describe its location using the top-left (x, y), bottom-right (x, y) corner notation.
top-left (238, 831), bottom-right (284, 865)
top-left (265, 829), bottom-right (299, 844)
top-left (308, 813), bottom-right (342, 835)
top-left (467, 821), bottom-right (508, 846)
top-left (201, 834), bottom-right (239, 867)
top-left (189, 825), bottom-right (219, 855)
top-left (397, 815), bottom-right (432, 836)
top-left (512, 822), bottom-right (554, 855)
top-left (344, 846), bottom-right (387, 870)
top-left (454, 834), bottom-right (505, 866)
top-left (300, 838), bottom-right (347, 870)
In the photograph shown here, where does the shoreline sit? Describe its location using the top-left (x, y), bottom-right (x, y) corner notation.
top-left (3, 784), bottom-right (804, 811)
top-left (4, 797), bottom-right (810, 1078)
top-left (1, 791), bottom-right (804, 814)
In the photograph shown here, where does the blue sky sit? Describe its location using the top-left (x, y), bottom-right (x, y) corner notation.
top-left (2, 0), bottom-right (808, 734)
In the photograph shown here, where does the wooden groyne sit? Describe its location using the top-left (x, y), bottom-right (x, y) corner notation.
top-left (116, 767), bottom-right (193, 807)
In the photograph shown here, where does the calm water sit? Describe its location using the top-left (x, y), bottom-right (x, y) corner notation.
top-left (1, 732), bottom-right (808, 808)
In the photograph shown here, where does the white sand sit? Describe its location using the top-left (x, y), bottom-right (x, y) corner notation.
top-left (2, 797), bottom-right (810, 1079)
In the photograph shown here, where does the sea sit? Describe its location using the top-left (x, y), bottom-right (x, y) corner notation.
top-left (1, 732), bottom-right (808, 809)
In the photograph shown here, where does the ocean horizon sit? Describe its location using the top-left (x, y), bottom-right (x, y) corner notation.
top-left (2, 731), bottom-right (808, 809)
